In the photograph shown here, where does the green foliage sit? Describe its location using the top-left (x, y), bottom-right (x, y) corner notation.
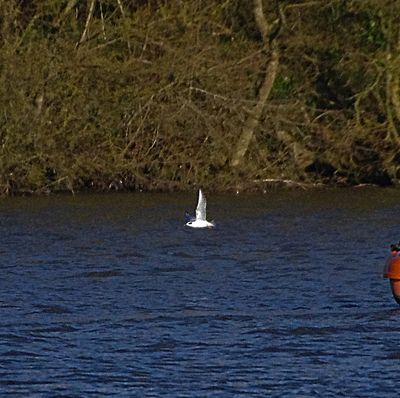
top-left (271, 74), bottom-right (293, 100)
top-left (360, 14), bottom-right (386, 48)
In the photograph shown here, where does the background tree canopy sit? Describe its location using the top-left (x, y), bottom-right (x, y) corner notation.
top-left (1, 0), bottom-right (400, 194)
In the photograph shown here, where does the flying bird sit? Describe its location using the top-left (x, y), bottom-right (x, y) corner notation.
top-left (185, 189), bottom-right (215, 228)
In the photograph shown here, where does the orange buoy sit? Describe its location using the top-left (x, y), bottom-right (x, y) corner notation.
top-left (384, 252), bottom-right (400, 304)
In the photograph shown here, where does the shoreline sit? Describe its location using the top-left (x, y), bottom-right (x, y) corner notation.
top-left (1, 178), bottom-right (396, 198)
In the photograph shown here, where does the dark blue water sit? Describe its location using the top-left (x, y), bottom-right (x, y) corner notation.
top-left (1, 189), bottom-right (400, 397)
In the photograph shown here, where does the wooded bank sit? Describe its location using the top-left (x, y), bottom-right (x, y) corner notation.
top-left (1, 0), bottom-right (400, 195)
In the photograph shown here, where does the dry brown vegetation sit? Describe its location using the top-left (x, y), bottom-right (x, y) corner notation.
top-left (1, 0), bottom-right (400, 195)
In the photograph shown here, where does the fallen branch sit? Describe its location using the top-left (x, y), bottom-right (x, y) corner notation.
top-left (254, 178), bottom-right (320, 189)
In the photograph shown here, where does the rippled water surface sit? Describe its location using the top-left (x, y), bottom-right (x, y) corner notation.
top-left (1, 189), bottom-right (400, 397)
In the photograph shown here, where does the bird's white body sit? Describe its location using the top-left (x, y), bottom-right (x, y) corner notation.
top-left (186, 189), bottom-right (215, 229)
top-left (187, 219), bottom-right (215, 228)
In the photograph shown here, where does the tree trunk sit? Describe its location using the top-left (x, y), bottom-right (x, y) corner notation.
top-left (231, 0), bottom-right (280, 168)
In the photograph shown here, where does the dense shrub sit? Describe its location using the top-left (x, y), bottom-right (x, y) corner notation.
top-left (1, 0), bottom-right (399, 194)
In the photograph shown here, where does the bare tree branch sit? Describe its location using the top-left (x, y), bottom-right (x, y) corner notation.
top-left (56, 0), bottom-right (79, 26)
top-left (254, 0), bottom-right (271, 44)
top-left (99, 0), bottom-right (107, 40)
top-left (116, 0), bottom-right (132, 52)
top-left (77, 0), bottom-right (96, 47)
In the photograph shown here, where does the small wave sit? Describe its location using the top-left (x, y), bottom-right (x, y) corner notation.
top-left (31, 325), bottom-right (78, 333)
top-left (34, 304), bottom-right (70, 314)
top-left (384, 352), bottom-right (400, 360)
top-left (1, 350), bottom-right (42, 357)
top-left (0, 333), bottom-right (30, 343)
top-left (80, 270), bottom-right (122, 278)
top-left (152, 266), bottom-right (194, 273)
top-left (291, 326), bottom-right (339, 335)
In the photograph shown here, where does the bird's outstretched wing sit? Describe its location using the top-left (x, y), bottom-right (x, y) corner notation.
top-left (195, 189), bottom-right (207, 221)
